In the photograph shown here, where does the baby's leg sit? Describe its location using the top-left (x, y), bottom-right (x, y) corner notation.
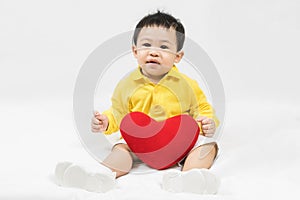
top-left (162, 143), bottom-right (219, 194)
top-left (102, 143), bottom-right (133, 178)
top-left (55, 144), bottom-right (133, 192)
top-left (182, 142), bottom-right (217, 171)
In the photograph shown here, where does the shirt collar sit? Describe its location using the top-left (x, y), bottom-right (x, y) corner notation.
top-left (131, 65), bottom-right (181, 81)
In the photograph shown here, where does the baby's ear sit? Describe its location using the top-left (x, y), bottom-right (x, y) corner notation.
top-left (132, 45), bottom-right (138, 58)
top-left (174, 51), bottom-right (184, 63)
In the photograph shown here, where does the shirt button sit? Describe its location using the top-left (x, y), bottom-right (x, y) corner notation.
top-left (149, 105), bottom-right (166, 121)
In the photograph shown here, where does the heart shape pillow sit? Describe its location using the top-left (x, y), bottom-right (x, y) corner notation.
top-left (120, 112), bottom-right (200, 170)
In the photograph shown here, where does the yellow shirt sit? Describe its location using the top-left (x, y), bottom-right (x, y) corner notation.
top-left (102, 66), bottom-right (219, 134)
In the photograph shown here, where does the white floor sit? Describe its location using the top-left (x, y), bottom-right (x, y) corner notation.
top-left (1, 97), bottom-right (299, 200)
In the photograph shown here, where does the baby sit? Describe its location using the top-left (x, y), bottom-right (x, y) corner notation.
top-left (56, 11), bottom-right (220, 194)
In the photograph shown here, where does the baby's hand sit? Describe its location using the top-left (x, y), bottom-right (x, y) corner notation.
top-left (196, 116), bottom-right (216, 137)
top-left (91, 111), bottom-right (109, 133)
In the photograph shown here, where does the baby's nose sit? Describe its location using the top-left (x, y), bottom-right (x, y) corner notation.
top-left (149, 49), bottom-right (159, 57)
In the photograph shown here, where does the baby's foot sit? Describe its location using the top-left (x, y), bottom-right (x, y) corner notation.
top-left (162, 168), bottom-right (220, 194)
top-left (55, 161), bottom-right (116, 193)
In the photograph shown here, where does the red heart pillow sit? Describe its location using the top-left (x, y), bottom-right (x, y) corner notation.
top-left (120, 112), bottom-right (200, 170)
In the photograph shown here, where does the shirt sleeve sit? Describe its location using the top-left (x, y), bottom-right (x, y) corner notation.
top-left (102, 108), bottom-right (119, 135)
top-left (188, 79), bottom-right (220, 128)
top-left (102, 80), bottom-right (129, 135)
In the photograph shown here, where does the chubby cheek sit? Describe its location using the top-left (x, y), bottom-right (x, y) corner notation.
top-left (136, 53), bottom-right (147, 64)
top-left (162, 57), bottom-right (175, 67)
top-left (137, 58), bottom-right (146, 66)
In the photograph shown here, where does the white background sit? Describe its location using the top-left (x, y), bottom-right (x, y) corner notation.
top-left (1, 0), bottom-right (299, 103)
top-left (1, 0), bottom-right (300, 199)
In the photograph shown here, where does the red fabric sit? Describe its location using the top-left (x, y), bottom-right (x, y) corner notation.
top-left (120, 112), bottom-right (199, 170)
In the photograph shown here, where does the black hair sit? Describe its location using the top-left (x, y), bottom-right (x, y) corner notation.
top-left (133, 11), bottom-right (185, 51)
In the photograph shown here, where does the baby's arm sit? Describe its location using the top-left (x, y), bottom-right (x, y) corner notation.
top-left (91, 111), bottom-right (109, 133)
top-left (185, 78), bottom-right (218, 137)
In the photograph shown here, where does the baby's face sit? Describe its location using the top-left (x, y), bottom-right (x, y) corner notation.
top-left (132, 26), bottom-right (183, 82)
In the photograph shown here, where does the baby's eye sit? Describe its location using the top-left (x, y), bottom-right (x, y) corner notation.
top-left (160, 45), bottom-right (169, 49)
top-left (142, 43), bottom-right (151, 47)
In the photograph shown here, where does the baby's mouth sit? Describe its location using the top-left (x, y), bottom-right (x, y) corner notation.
top-left (146, 60), bottom-right (160, 65)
